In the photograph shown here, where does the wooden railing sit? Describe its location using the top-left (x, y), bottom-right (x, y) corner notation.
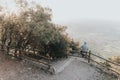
top-left (0, 44), bottom-right (120, 75)
top-left (0, 44), bottom-right (54, 73)
top-left (87, 51), bottom-right (120, 76)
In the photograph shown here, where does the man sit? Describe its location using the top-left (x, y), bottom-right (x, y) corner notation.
top-left (80, 42), bottom-right (89, 58)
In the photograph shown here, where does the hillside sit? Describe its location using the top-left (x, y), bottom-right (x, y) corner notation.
top-left (0, 52), bottom-right (117, 80)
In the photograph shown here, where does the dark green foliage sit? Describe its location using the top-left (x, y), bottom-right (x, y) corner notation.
top-left (69, 39), bottom-right (80, 53)
top-left (49, 35), bottom-right (69, 58)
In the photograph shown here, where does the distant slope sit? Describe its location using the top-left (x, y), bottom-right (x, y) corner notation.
top-left (65, 20), bottom-right (120, 58)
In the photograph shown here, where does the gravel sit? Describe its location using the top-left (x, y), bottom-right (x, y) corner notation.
top-left (0, 53), bottom-right (117, 80)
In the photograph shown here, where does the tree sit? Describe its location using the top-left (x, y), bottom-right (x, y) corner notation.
top-left (0, 0), bottom-right (71, 59)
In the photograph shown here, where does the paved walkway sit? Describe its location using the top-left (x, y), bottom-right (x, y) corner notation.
top-left (0, 53), bottom-right (117, 80)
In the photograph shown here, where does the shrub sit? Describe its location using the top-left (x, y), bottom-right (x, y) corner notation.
top-left (0, 0), bottom-right (70, 59)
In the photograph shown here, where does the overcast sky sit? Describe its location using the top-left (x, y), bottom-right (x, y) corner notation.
top-left (0, 0), bottom-right (120, 24)
top-left (40, 0), bottom-right (120, 24)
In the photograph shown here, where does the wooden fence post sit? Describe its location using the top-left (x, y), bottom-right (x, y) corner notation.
top-left (88, 50), bottom-right (91, 63)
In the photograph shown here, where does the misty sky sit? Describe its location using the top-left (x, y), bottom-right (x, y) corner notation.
top-left (0, 0), bottom-right (120, 24)
top-left (0, 0), bottom-right (120, 57)
top-left (40, 0), bottom-right (120, 24)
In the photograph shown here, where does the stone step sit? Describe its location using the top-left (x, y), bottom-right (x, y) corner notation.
top-left (52, 57), bottom-right (74, 74)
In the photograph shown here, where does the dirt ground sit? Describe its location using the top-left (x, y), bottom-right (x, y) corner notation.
top-left (0, 52), bottom-right (117, 80)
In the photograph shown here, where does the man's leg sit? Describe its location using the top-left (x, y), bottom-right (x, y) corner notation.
top-left (84, 52), bottom-right (88, 58)
top-left (81, 51), bottom-right (84, 57)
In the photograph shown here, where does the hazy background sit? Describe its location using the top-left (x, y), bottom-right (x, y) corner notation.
top-left (65, 20), bottom-right (120, 58)
top-left (0, 0), bottom-right (120, 58)
top-left (39, 0), bottom-right (120, 58)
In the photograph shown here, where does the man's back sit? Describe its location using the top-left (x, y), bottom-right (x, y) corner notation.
top-left (81, 42), bottom-right (89, 52)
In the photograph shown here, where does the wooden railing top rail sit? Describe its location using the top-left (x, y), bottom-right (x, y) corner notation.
top-left (0, 44), bottom-right (52, 60)
top-left (87, 51), bottom-right (120, 76)
top-left (90, 52), bottom-right (120, 66)
top-left (90, 58), bottom-right (120, 75)
top-left (22, 55), bottom-right (52, 66)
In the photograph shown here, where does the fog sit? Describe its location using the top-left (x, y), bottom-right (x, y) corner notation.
top-left (0, 0), bottom-right (120, 58)
top-left (65, 19), bottom-right (120, 58)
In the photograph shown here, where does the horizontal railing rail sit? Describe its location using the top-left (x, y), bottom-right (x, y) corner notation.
top-left (87, 51), bottom-right (120, 76)
top-left (0, 44), bottom-right (52, 67)
top-left (90, 53), bottom-right (120, 66)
